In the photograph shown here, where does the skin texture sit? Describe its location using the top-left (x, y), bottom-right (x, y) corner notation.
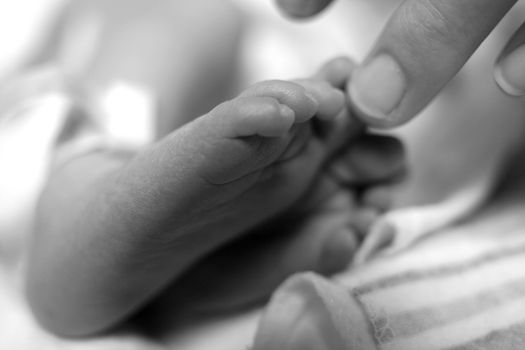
top-left (275, 0), bottom-right (520, 127)
top-left (26, 78), bottom-right (337, 336)
top-left (26, 60), bottom-right (406, 337)
top-left (25, 0), bottom-right (408, 338)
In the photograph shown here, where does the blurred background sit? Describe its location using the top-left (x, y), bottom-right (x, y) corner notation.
top-left (0, 0), bottom-right (65, 267)
top-left (0, 0), bottom-right (62, 77)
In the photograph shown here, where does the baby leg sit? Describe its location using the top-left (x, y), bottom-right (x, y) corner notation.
top-left (26, 78), bottom-right (346, 337)
top-left (114, 79), bottom-right (346, 280)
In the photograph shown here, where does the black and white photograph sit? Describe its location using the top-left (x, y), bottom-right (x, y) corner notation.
top-left (1, 0), bottom-right (525, 349)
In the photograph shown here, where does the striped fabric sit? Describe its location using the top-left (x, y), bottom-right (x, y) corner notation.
top-left (254, 196), bottom-right (525, 350)
top-left (350, 243), bottom-right (525, 350)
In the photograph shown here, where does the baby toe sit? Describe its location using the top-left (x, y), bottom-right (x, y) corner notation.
top-left (313, 56), bottom-right (356, 89)
top-left (234, 96), bottom-right (296, 137)
top-left (240, 80), bottom-right (319, 122)
top-left (210, 96), bottom-right (296, 138)
top-left (294, 79), bottom-right (345, 121)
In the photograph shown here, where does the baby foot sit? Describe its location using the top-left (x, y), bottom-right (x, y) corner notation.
top-left (144, 104), bottom-right (408, 322)
top-left (193, 79), bottom-right (349, 185)
top-left (128, 59), bottom-right (408, 332)
top-left (120, 79), bottom-right (346, 277)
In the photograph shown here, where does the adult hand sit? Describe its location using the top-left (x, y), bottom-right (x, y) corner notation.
top-left (276, 0), bottom-right (519, 128)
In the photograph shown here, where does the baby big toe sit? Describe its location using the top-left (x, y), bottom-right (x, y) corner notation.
top-left (294, 79), bottom-right (345, 121)
top-left (212, 96), bottom-right (296, 138)
top-left (240, 80), bottom-right (319, 123)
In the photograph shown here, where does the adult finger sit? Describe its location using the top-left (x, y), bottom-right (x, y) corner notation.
top-left (348, 0), bottom-right (518, 128)
top-left (495, 21), bottom-right (525, 96)
top-left (274, 0), bottom-right (335, 19)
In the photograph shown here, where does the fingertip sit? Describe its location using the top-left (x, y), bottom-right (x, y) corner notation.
top-left (315, 56), bottom-right (356, 88)
top-left (345, 0), bottom-right (516, 129)
top-left (347, 55), bottom-right (408, 128)
top-left (348, 87), bottom-right (402, 129)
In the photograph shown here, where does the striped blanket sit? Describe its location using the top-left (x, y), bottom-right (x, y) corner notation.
top-left (353, 245), bottom-right (525, 349)
top-left (254, 176), bottom-right (525, 349)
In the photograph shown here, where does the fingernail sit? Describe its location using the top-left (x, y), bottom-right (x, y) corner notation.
top-left (495, 45), bottom-right (525, 96)
top-left (350, 54), bottom-right (406, 122)
top-left (320, 229), bottom-right (357, 274)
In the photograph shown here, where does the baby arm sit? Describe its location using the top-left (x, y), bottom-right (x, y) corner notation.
top-left (26, 79), bottom-right (346, 337)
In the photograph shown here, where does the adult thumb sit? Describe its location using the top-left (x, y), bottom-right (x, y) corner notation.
top-left (348, 0), bottom-right (518, 128)
top-left (495, 21), bottom-right (525, 96)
